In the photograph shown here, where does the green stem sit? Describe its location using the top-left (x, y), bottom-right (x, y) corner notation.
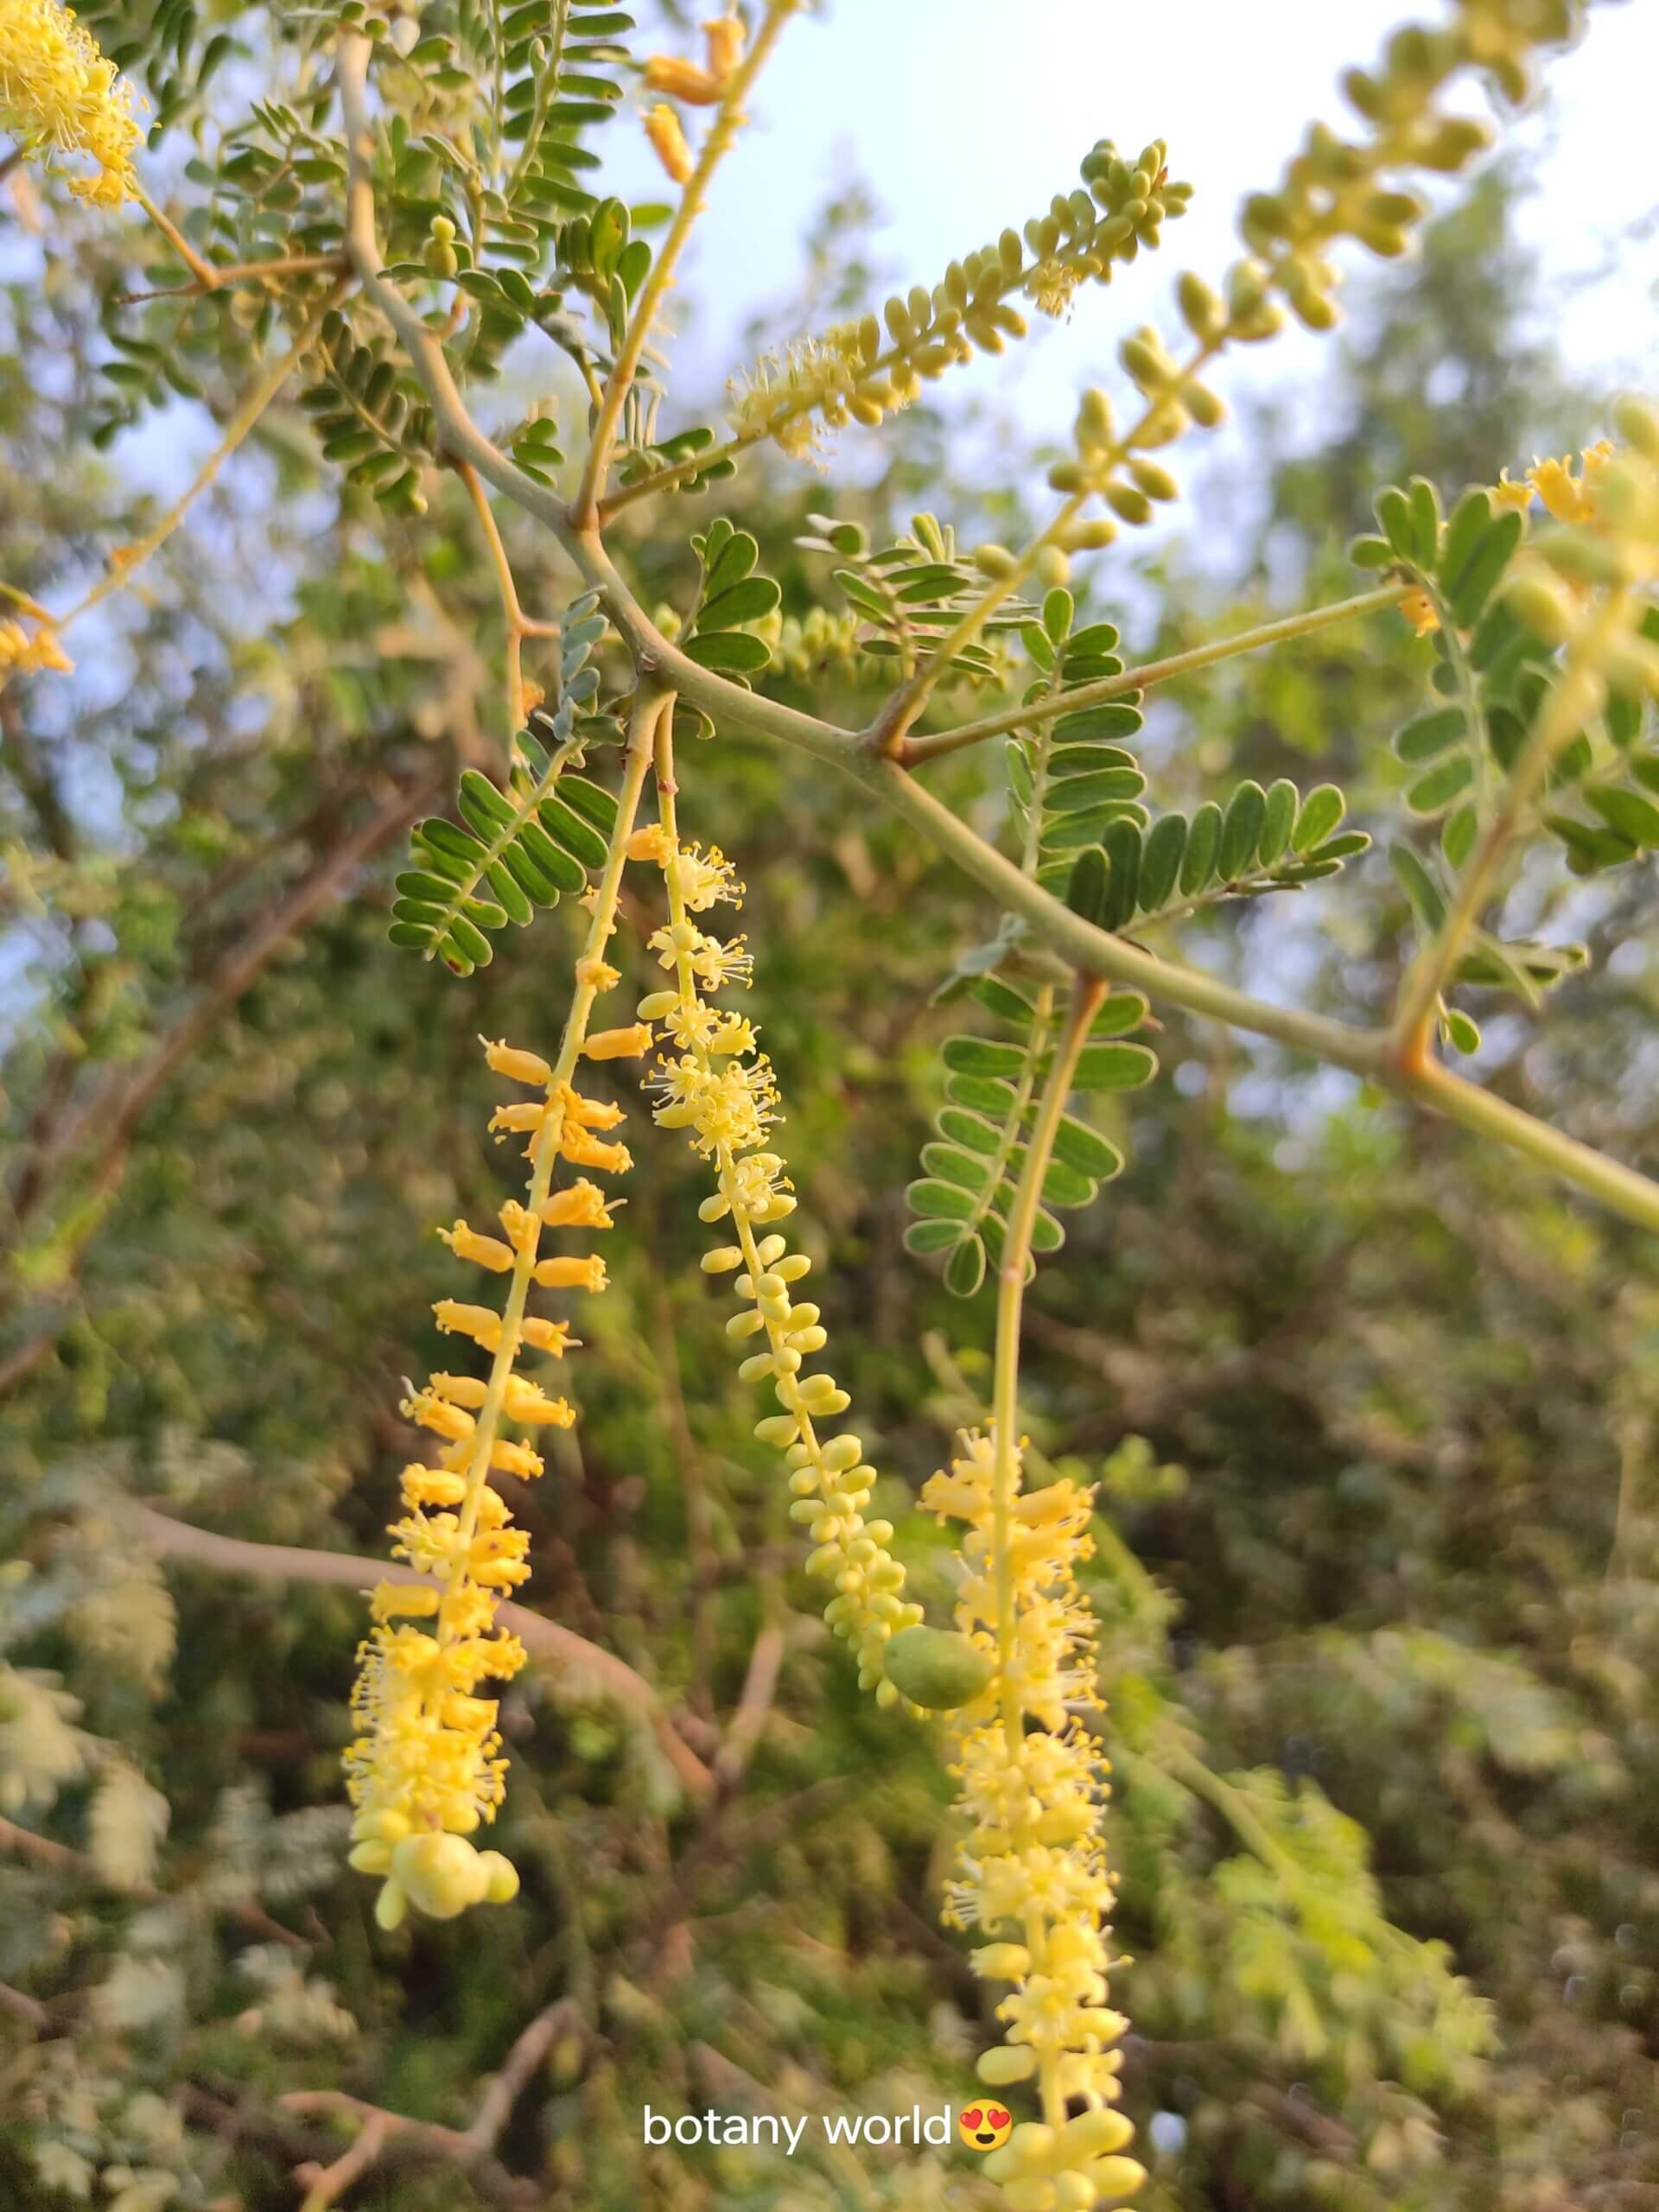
top-left (436, 690), bottom-right (662, 1650)
top-left (874, 495), bottom-right (1084, 751)
top-left (989, 974), bottom-right (1105, 1752)
top-left (572, 0), bottom-right (799, 526)
top-left (899, 585), bottom-right (1409, 768)
top-left (1391, 592), bottom-right (1629, 1057)
top-left (986, 971), bottom-right (1105, 2131)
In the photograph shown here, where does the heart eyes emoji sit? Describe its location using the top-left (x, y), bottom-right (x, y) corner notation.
top-left (958, 2102), bottom-right (1013, 2151)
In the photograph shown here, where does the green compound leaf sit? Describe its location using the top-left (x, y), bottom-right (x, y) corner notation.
top-left (911, 980), bottom-right (1149, 1298)
top-left (388, 590), bottom-right (615, 972)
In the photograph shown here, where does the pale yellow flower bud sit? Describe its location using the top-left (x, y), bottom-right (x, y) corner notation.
top-left (642, 54), bottom-right (722, 105)
top-left (645, 102), bottom-right (694, 186)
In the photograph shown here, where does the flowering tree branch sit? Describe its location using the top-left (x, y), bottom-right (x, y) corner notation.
top-left (332, 32), bottom-right (1659, 1242)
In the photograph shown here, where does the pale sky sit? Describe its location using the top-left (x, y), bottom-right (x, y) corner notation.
top-left (598, 0), bottom-right (1659, 453)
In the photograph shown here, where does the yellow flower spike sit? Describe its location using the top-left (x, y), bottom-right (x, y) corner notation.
top-left (642, 725), bottom-right (920, 1694)
top-left (920, 1427), bottom-right (1130, 2154)
top-left (0, 0), bottom-right (142, 208)
top-left (0, 613), bottom-right (74, 675)
top-left (347, 697), bottom-right (661, 1923)
top-left (644, 101), bottom-right (695, 187)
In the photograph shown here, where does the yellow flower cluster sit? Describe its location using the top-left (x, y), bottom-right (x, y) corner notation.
top-left (635, 818), bottom-right (924, 1693)
top-left (727, 328), bottom-right (882, 465)
top-left (641, 13), bottom-right (745, 186)
top-left (1503, 402), bottom-right (1659, 725)
top-left (0, 613), bottom-right (73, 677)
top-left (923, 1431), bottom-right (1142, 2210)
top-left (1492, 440), bottom-right (1615, 524)
top-left (345, 1031), bottom-right (638, 1927)
top-left (1394, 443), bottom-right (1616, 640)
top-left (0, 0), bottom-right (140, 207)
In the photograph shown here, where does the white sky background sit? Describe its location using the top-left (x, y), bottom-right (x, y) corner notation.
top-left (595, 0), bottom-right (1659, 467)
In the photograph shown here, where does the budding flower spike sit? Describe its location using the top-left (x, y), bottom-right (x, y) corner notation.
top-left (639, 730), bottom-right (925, 1697)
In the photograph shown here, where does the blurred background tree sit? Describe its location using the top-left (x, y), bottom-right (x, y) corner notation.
top-left (5, 16), bottom-right (1659, 2209)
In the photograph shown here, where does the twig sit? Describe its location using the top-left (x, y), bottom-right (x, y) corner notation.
top-left (457, 462), bottom-right (560, 744)
top-left (0, 1811), bottom-right (305, 1947)
top-left (0, 1979), bottom-right (52, 2032)
top-left (279, 1997), bottom-right (581, 2207)
top-left (116, 252), bottom-right (346, 306)
top-left (3, 774), bottom-right (437, 1384)
top-left (1389, 590), bottom-right (1630, 1063)
top-left (54, 287), bottom-right (346, 637)
top-left (714, 1620), bottom-right (785, 1785)
top-left (898, 584), bottom-right (1410, 767)
top-left (571, 0), bottom-right (800, 526)
top-left (295, 2113), bottom-right (386, 2212)
top-left (123, 1503), bottom-right (715, 1801)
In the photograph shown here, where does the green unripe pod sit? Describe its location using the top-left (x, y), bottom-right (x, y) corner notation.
top-left (1103, 480), bottom-right (1153, 525)
top-left (978, 2043), bottom-right (1039, 2084)
top-left (972, 543), bottom-right (1018, 579)
top-left (392, 1832), bottom-right (490, 1919)
top-left (882, 1624), bottom-right (994, 1709)
top-left (1614, 394), bottom-right (1659, 463)
top-left (1504, 568), bottom-right (1575, 646)
top-left (1176, 270), bottom-right (1225, 344)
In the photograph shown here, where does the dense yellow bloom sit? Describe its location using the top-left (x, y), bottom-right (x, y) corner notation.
top-left (0, 613), bottom-right (73, 675)
top-left (1503, 410), bottom-right (1659, 723)
top-left (345, 1033), bottom-right (628, 1927)
top-left (924, 1431), bottom-right (1141, 2206)
top-left (0, 0), bottom-right (141, 207)
top-left (1491, 441), bottom-right (1614, 522)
